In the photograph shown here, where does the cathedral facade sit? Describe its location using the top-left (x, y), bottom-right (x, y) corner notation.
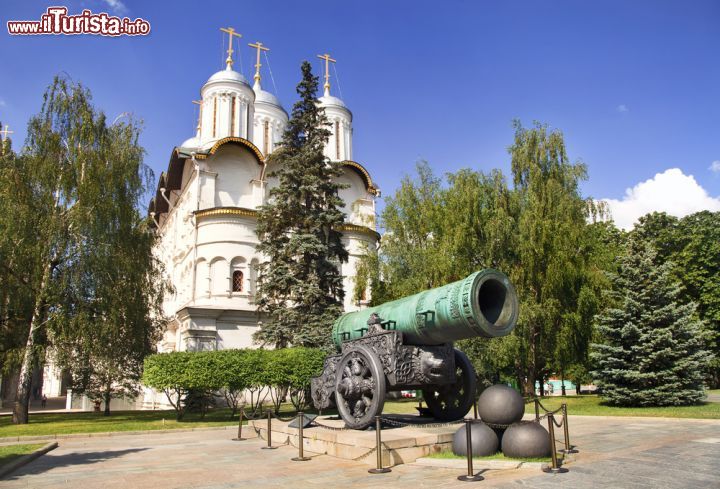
top-left (148, 45), bottom-right (380, 354)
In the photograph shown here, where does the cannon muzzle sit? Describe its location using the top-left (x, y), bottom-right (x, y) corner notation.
top-left (333, 269), bottom-right (518, 350)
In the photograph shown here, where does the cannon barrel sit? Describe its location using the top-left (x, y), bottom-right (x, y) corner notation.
top-left (333, 269), bottom-right (519, 351)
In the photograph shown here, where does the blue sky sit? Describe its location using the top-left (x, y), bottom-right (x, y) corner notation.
top-left (2, 0), bottom-right (719, 228)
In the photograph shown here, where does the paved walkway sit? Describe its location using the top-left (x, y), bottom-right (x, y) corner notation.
top-left (0, 397), bottom-right (75, 416)
top-left (2, 416), bottom-right (719, 488)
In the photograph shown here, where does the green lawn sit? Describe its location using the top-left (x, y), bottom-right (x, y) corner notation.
top-left (0, 409), bottom-right (239, 439)
top-left (0, 401), bottom-right (420, 439)
top-left (427, 449), bottom-right (550, 463)
top-left (527, 395), bottom-right (720, 419)
top-left (1, 394), bottom-right (716, 440)
top-left (0, 443), bottom-right (45, 467)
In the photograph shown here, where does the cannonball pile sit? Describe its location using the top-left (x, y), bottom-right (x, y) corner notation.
top-left (452, 384), bottom-right (550, 459)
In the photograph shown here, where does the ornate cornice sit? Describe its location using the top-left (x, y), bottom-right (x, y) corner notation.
top-left (340, 160), bottom-right (380, 196)
top-left (193, 207), bottom-right (379, 239)
top-left (196, 137), bottom-right (265, 165)
top-left (336, 224), bottom-right (381, 240)
top-left (194, 207), bottom-right (259, 219)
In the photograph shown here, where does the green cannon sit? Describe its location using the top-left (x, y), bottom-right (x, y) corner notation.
top-left (311, 269), bottom-right (519, 429)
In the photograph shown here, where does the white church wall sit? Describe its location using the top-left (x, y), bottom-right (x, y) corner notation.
top-left (210, 257), bottom-right (230, 296)
top-left (322, 106), bottom-right (352, 162)
top-left (194, 258), bottom-right (209, 299)
top-left (340, 233), bottom-right (377, 311)
top-left (336, 169), bottom-right (371, 226)
top-left (216, 322), bottom-right (258, 350)
top-left (209, 146), bottom-right (260, 208)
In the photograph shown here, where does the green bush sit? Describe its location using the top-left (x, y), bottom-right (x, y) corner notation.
top-left (143, 351), bottom-right (193, 420)
top-left (143, 347), bottom-right (326, 418)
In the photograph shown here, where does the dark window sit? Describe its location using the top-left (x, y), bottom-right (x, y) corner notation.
top-left (232, 270), bottom-right (244, 292)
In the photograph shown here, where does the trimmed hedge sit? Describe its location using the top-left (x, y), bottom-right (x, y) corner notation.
top-left (143, 348), bottom-right (325, 418)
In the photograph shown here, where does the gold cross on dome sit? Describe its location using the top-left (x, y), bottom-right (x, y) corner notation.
top-left (248, 41), bottom-right (270, 84)
top-left (317, 53), bottom-right (336, 92)
top-left (220, 27), bottom-right (242, 69)
top-left (0, 125), bottom-right (13, 142)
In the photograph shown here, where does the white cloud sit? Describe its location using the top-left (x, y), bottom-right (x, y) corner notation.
top-left (616, 104), bottom-right (629, 113)
top-left (710, 161), bottom-right (720, 173)
top-left (101, 0), bottom-right (128, 15)
top-left (603, 168), bottom-right (720, 230)
top-left (0, 98), bottom-right (6, 107)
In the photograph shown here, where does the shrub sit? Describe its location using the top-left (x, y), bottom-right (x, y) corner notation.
top-left (143, 352), bottom-right (193, 420)
top-left (143, 347), bottom-right (326, 417)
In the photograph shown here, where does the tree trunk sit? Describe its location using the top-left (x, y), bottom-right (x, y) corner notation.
top-left (526, 329), bottom-right (537, 397)
top-left (12, 257), bottom-right (52, 424)
top-left (103, 386), bottom-right (111, 416)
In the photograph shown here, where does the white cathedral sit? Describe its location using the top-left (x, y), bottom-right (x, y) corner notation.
top-left (147, 36), bottom-right (380, 354)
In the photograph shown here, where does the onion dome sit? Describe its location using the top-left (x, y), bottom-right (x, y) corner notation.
top-left (179, 135), bottom-right (200, 149)
top-left (204, 66), bottom-right (251, 88)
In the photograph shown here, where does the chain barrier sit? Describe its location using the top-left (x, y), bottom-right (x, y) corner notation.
top-left (238, 408), bottom-right (266, 421)
top-left (482, 420), bottom-right (510, 430)
top-left (237, 407), bottom-right (304, 423)
top-left (535, 398), bottom-right (563, 415)
top-left (273, 412), bottom-right (297, 423)
top-left (379, 416), bottom-right (464, 429)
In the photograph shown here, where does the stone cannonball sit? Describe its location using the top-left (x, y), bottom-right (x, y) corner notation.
top-left (477, 385), bottom-right (525, 425)
top-left (451, 422), bottom-right (498, 457)
top-left (501, 421), bottom-right (551, 458)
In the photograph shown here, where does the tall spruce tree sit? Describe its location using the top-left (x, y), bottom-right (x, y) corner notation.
top-left (591, 238), bottom-right (711, 406)
top-left (254, 61), bottom-right (348, 349)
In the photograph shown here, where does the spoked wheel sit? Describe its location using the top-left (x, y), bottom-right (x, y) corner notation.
top-left (335, 345), bottom-right (386, 429)
top-left (422, 349), bottom-right (477, 421)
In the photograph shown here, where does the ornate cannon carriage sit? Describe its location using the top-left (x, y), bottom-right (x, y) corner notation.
top-left (311, 269), bottom-right (519, 429)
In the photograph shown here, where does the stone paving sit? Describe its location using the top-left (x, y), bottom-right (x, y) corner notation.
top-left (2, 415), bottom-right (719, 488)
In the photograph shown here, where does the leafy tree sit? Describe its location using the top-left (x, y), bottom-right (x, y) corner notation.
top-left (507, 121), bottom-right (599, 395)
top-left (675, 211), bottom-right (720, 385)
top-left (591, 239), bottom-right (711, 406)
top-left (214, 349), bottom-right (252, 417)
top-left (143, 351), bottom-right (193, 420)
top-left (632, 211), bottom-right (720, 386)
top-left (0, 128), bottom-right (39, 393)
top-left (280, 347), bottom-right (325, 411)
top-left (358, 122), bottom-right (610, 395)
top-left (254, 61), bottom-right (348, 349)
top-left (552, 221), bottom-right (620, 394)
top-left (1, 78), bottom-right (165, 423)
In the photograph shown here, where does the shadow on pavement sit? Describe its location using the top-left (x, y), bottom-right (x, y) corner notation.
top-left (6, 447), bottom-right (149, 480)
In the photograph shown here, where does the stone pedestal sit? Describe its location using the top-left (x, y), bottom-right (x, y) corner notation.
top-left (250, 414), bottom-right (457, 467)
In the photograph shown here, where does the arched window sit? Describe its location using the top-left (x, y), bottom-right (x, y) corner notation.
top-left (232, 270), bottom-right (244, 292)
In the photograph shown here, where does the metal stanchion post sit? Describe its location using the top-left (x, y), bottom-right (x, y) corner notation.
top-left (458, 419), bottom-right (484, 482)
top-left (534, 398), bottom-right (540, 421)
top-left (261, 409), bottom-right (277, 450)
top-left (292, 412), bottom-right (311, 462)
top-left (559, 403), bottom-right (578, 454)
top-left (542, 413), bottom-right (568, 473)
top-left (368, 416), bottom-right (391, 474)
top-left (232, 409), bottom-right (245, 441)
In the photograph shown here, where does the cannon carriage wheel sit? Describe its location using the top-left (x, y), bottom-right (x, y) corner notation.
top-left (334, 345), bottom-right (386, 430)
top-left (422, 349), bottom-right (477, 421)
